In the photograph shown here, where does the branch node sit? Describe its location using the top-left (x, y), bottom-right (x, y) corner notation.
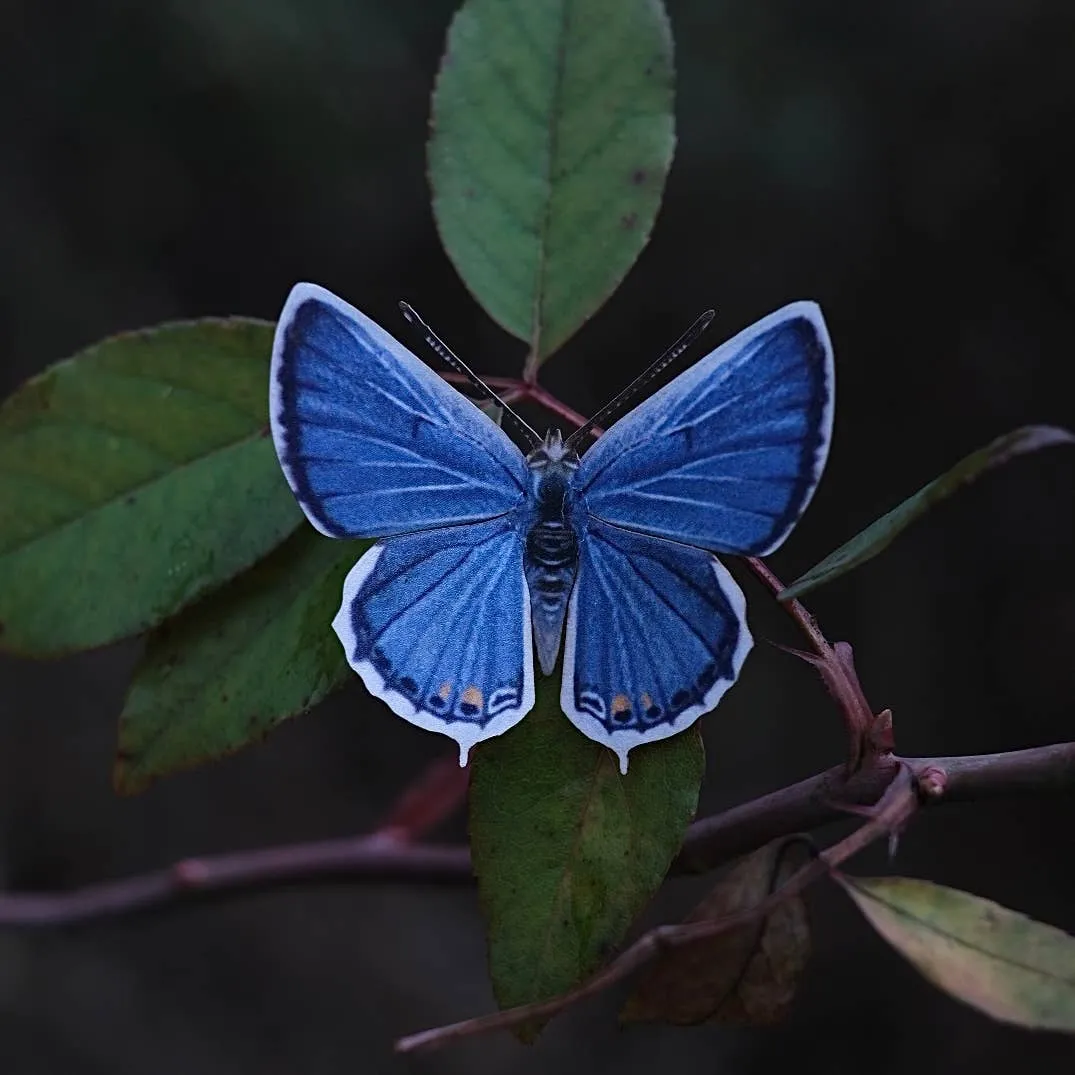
top-left (916, 764), bottom-right (949, 800)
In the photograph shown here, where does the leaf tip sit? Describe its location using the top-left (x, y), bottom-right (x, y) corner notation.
top-left (1013, 424), bottom-right (1075, 453)
top-left (111, 753), bottom-right (148, 797)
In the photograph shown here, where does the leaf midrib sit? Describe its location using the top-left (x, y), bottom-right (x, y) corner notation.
top-left (533, 748), bottom-right (612, 992)
top-left (854, 883), bottom-right (1075, 988)
top-left (526, 0), bottom-right (571, 369)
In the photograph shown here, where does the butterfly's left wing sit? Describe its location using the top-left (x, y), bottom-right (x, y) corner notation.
top-left (562, 518), bottom-right (752, 773)
top-left (573, 302), bottom-right (834, 555)
top-left (333, 514), bottom-right (533, 764)
top-left (271, 283), bottom-right (527, 539)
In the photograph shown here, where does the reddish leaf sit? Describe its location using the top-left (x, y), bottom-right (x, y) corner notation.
top-left (622, 839), bottom-right (811, 1026)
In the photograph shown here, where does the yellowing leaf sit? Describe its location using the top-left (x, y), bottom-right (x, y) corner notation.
top-left (840, 875), bottom-right (1075, 1032)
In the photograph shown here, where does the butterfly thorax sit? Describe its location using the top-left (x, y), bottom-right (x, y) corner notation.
top-left (523, 430), bottom-right (581, 676)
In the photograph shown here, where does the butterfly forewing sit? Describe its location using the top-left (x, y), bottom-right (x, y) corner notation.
top-left (573, 302), bottom-right (834, 556)
top-left (271, 283), bottom-right (527, 539)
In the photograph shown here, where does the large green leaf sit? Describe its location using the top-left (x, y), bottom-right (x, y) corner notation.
top-left (840, 875), bottom-right (1075, 1033)
top-left (469, 677), bottom-right (703, 1037)
top-left (429, 0), bottom-right (675, 375)
top-left (781, 425), bottom-right (1075, 601)
top-left (0, 318), bottom-right (302, 655)
top-left (115, 527), bottom-right (367, 793)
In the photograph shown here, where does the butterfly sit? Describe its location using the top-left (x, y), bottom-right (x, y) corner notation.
top-left (270, 283), bottom-right (834, 773)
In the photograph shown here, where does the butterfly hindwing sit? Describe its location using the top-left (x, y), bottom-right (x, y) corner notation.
top-left (573, 302), bottom-right (834, 555)
top-left (271, 283), bottom-right (527, 539)
top-left (562, 517), bottom-right (752, 773)
top-left (333, 514), bottom-right (534, 763)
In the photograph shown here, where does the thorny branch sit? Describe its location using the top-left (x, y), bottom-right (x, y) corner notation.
top-left (1, 743), bottom-right (1071, 927)
top-left (395, 767), bottom-right (920, 1052)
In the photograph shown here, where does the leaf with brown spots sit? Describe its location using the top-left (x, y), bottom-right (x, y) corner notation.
top-left (621, 838), bottom-right (811, 1026)
top-left (839, 875), bottom-right (1075, 1032)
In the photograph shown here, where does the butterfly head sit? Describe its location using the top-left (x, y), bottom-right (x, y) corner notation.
top-left (525, 429), bottom-right (580, 473)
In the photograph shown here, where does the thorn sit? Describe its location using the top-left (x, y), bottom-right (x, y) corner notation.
top-left (869, 708), bottom-right (896, 754)
top-left (770, 640), bottom-right (826, 666)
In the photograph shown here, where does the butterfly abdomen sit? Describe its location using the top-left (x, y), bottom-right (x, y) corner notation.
top-left (523, 432), bottom-right (582, 676)
top-left (524, 519), bottom-right (578, 677)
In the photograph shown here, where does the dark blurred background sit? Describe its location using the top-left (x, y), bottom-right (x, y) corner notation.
top-left (2, 1), bottom-right (1075, 1072)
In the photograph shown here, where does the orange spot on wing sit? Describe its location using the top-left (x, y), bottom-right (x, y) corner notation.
top-left (462, 686), bottom-right (483, 709)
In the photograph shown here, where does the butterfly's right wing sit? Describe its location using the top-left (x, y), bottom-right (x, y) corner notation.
top-left (573, 302), bottom-right (833, 555)
top-left (271, 283), bottom-right (527, 538)
top-left (333, 514), bottom-right (534, 764)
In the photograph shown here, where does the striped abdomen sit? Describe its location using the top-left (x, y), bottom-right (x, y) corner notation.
top-left (524, 519), bottom-right (578, 675)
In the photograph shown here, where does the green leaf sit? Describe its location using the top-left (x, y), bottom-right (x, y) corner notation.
top-left (781, 425), bottom-right (1075, 601)
top-left (839, 875), bottom-right (1075, 1032)
top-left (429, 0), bottom-right (675, 375)
top-left (469, 677), bottom-right (703, 1038)
top-left (622, 838), bottom-right (811, 1026)
top-left (115, 527), bottom-right (367, 793)
top-left (0, 318), bottom-right (303, 655)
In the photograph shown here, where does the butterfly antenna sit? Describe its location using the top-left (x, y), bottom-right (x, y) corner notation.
top-left (564, 309), bottom-right (716, 449)
top-left (399, 302), bottom-right (542, 450)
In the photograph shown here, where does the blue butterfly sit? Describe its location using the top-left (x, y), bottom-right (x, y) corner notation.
top-left (270, 284), bottom-right (834, 772)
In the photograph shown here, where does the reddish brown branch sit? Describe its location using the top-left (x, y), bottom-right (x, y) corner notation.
top-left (2, 744), bottom-right (1071, 929)
top-left (438, 372), bottom-right (599, 437)
top-left (523, 384), bottom-right (599, 434)
top-left (744, 556), bottom-right (831, 656)
top-left (676, 743), bottom-right (1075, 871)
top-left (374, 751), bottom-right (469, 842)
top-left (0, 839), bottom-right (473, 926)
top-left (394, 768), bottom-right (919, 1052)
